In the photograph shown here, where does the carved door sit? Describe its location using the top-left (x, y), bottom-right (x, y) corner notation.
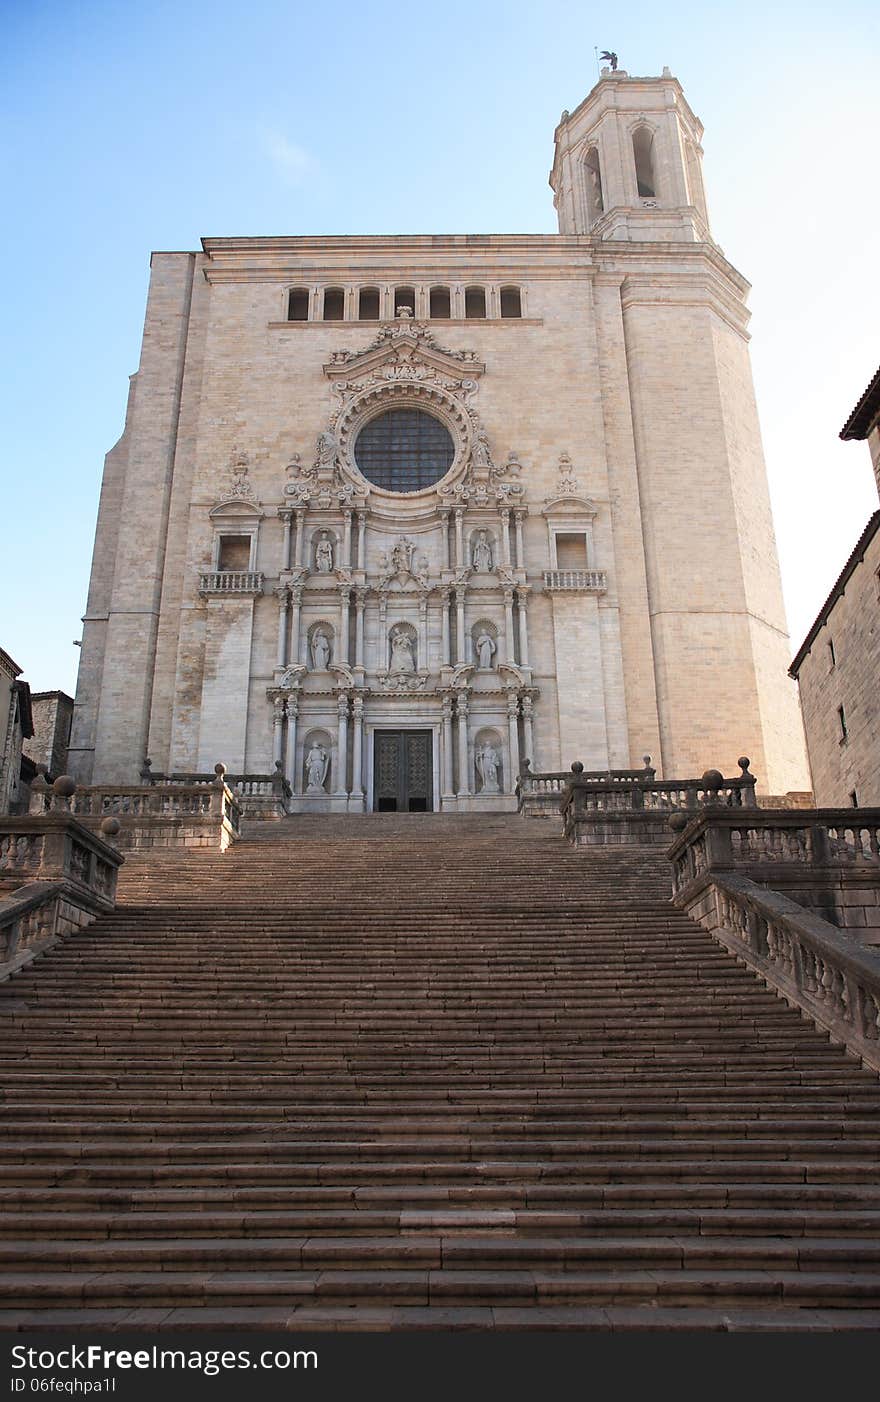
top-left (373, 730), bottom-right (433, 812)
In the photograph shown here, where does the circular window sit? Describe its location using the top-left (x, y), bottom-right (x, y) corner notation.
top-left (354, 408), bottom-right (455, 492)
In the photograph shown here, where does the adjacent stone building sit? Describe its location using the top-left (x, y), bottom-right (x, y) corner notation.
top-left (23, 690), bottom-right (74, 783)
top-left (69, 67), bottom-right (809, 810)
top-left (0, 648), bottom-right (34, 815)
top-left (790, 367), bottom-right (880, 807)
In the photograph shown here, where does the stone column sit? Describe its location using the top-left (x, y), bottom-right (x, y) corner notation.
top-left (516, 585), bottom-right (531, 668)
top-left (503, 589), bottom-right (515, 663)
top-left (513, 511), bottom-right (525, 569)
top-left (521, 693), bottom-right (535, 771)
top-left (456, 693), bottom-right (471, 797)
top-left (499, 509), bottom-right (512, 567)
top-left (507, 693), bottom-right (521, 791)
top-left (294, 510), bottom-right (306, 569)
top-left (440, 588), bottom-right (451, 665)
top-left (278, 508), bottom-right (293, 571)
top-left (454, 508), bottom-right (465, 569)
top-left (439, 509), bottom-right (451, 570)
top-left (338, 586), bottom-right (351, 665)
top-left (272, 695), bottom-right (286, 766)
top-left (350, 693), bottom-right (364, 799)
top-left (354, 589), bottom-right (366, 668)
top-left (284, 693), bottom-right (299, 789)
top-left (441, 695), bottom-right (455, 799)
top-left (343, 510), bottom-right (353, 567)
top-left (418, 593), bottom-right (429, 671)
top-left (455, 585), bottom-right (467, 665)
top-left (289, 585), bottom-right (303, 666)
top-left (335, 694), bottom-right (349, 797)
top-left (357, 510), bottom-right (367, 570)
top-left (275, 586), bottom-right (290, 670)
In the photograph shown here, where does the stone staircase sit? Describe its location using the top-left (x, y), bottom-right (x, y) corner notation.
top-left (1, 813), bottom-right (879, 1331)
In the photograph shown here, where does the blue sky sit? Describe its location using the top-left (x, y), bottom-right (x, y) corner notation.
top-left (2, 0), bottom-right (878, 695)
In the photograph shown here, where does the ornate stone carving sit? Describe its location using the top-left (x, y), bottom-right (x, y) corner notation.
top-left (277, 664), bottom-right (306, 690)
top-left (283, 453), bottom-right (317, 504)
top-left (378, 538), bottom-right (429, 590)
top-left (376, 671), bottom-right (429, 692)
top-left (557, 452), bottom-right (580, 494)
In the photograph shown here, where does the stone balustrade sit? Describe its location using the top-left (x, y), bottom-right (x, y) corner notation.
top-left (542, 568), bottom-right (607, 592)
top-left (198, 570), bottom-right (263, 595)
top-left (0, 805), bottom-right (123, 977)
top-left (138, 761), bottom-right (291, 819)
top-left (559, 760), bottom-right (758, 845)
top-left (671, 865), bottom-right (880, 1075)
top-left (669, 808), bottom-right (880, 944)
top-left (31, 772), bottom-right (243, 851)
top-left (517, 758), bottom-right (655, 819)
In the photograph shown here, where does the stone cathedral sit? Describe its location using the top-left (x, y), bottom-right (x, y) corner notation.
top-left (69, 68), bottom-right (809, 812)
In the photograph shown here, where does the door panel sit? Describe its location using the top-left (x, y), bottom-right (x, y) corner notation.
top-left (373, 731), bottom-right (433, 812)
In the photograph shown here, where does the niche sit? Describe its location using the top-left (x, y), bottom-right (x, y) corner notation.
top-left (474, 728), bottom-right (504, 795)
top-left (387, 621), bottom-right (418, 675)
top-left (307, 621), bottom-right (334, 671)
top-left (469, 529), bottom-right (495, 573)
top-left (311, 529), bottom-right (339, 574)
top-left (302, 729), bottom-right (332, 794)
top-left (471, 620), bottom-right (498, 671)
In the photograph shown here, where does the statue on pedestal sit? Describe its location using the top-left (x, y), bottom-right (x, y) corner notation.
top-left (305, 743), bottom-right (329, 793)
top-left (476, 743), bottom-right (501, 793)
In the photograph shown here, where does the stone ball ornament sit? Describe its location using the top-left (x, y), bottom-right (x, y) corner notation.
top-left (701, 769), bottom-right (724, 791)
top-left (100, 817), bottom-right (121, 838)
top-left (667, 812), bottom-right (689, 833)
top-left (52, 776), bottom-right (77, 798)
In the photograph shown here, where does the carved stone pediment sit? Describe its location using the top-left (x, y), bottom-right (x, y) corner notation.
top-left (542, 493), bottom-right (598, 518)
top-left (324, 322), bottom-right (485, 392)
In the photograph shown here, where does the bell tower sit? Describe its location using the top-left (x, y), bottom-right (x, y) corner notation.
top-left (550, 66), bottom-right (711, 242)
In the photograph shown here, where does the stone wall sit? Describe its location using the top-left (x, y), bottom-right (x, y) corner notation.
top-left (24, 692), bottom-right (74, 779)
top-left (794, 518), bottom-right (880, 807)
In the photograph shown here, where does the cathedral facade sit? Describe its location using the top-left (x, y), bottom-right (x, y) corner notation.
top-left (69, 68), bottom-right (809, 810)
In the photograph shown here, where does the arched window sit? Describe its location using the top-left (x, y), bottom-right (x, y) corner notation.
top-left (465, 286), bottom-right (486, 319)
top-left (287, 288), bottom-right (309, 321)
top-left (358, 287), bottom-right (380, 320)
top-left (632, 127), bottom-right (656, 199)
top-left (584, 147), bottom-right (604, 223)
top-left (323, 287), bottom-right (345, 320)
top-left (430, 286), bottom-right (451, 319)
top-left (500, 286), bottom-right (522, 318)
top-left (394, 286), bottom-right (415, 317)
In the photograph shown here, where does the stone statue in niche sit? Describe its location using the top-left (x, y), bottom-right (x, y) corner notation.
top-left (315, 533), bottom-right (334, 573)
top-left (476, 743), bottom-right (501, 794)
top-left (305, 743), bottom-right (329, 793)
top-left (389, 628), bottom-right (416, 673)
top-left (310, 628), bottom-right (331, 671)
top-left (474, 630), bottom-right (497, 670)
top-left (472, 531), bottom-right (493, 573)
